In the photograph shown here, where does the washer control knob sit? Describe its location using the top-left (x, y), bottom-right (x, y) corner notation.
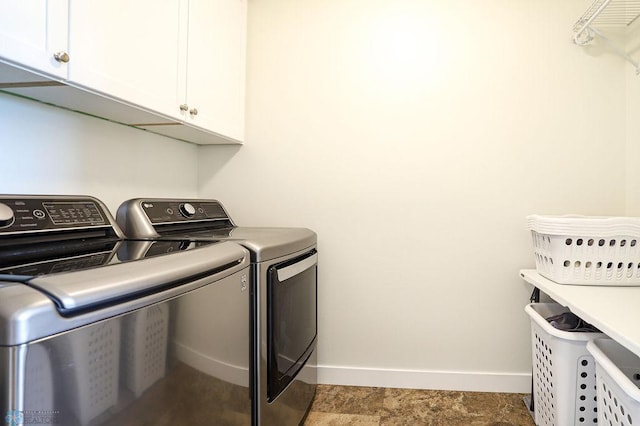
top-left (179, 203), bottom-right (196, 218)
top-left (0, 203), bottom-right (15, 228)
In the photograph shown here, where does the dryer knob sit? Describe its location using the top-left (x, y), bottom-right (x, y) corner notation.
top-left (0, 203), bottom-right (15, 228)
top-left (179, 202), bottom-right (196, 218)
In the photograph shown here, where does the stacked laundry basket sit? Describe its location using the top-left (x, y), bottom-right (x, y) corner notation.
top-left (526, 215), bottom-right (640, 426)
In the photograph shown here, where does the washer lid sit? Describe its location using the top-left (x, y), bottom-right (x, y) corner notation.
top-left (26, 241), bottom-right (248, 313)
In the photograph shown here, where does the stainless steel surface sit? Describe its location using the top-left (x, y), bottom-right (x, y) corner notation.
top-left (0, 342), bottom-right (27, 422)
top-left (116, 198), bottom-right (237, 239)
top-left (116, 199), bottom-right (161, 239)
top-left (254, 247), bottom-right (317, 426)
top-left (276, 252), bottom-right (318, 282)
top-left (263, 348), bottom-right (317, 424)
top-left (0, 194), bottom-right (253, 425)
top-left (116, 239), bottom-right (160, 260)
top-left (226, 227), bottom-right (316, 262)
top-left (0, 267), bottom-right (252, 425)
top-left (53, 51), bottom-right (69, 63)
top-left (28, 241), bottom-right (246, 312)
top-left (116, 197), bottom-right (318, 426)
top-left (0, 250), bottom-right (250, 346)
top-left (117, 198), bottom-right (316, 261)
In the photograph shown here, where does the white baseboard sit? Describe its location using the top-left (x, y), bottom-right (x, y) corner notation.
top-left (317, 365), bottom-right (532, 393)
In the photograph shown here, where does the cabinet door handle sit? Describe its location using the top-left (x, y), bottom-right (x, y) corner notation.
top-left (53, 51), bottom-right (70, 63)
top-left (189, 108), bottom-right (198, 116)
top-left (179, 104), bottom-right (189, 112)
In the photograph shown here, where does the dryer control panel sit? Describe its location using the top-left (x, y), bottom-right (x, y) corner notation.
top-left (139, 200), bottom-right (230, 224)
top-left (116, 198), bottom-right (236, 239)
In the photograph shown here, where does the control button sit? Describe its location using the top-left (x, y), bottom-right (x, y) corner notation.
top-left (0, 203), bottom-right (15, 228)
top-left (166, 208), bottom-right (174, 215)
top-left (179, 203), bottom-right (196, 218)
top-left (33, 209), bottom-right (46, 219)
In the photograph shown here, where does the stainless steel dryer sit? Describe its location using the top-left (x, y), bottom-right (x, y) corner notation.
top-left (0, 195), bottom-right (252, 426)
top-left (116, 199), bottom-right (318, 426)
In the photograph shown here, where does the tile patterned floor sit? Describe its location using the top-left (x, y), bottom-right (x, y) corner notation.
top-left (303, 385), bottom-right (535, 426)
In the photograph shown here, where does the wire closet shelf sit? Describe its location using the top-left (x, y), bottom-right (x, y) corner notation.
top-left (573, 0), bottom-right (640, 73)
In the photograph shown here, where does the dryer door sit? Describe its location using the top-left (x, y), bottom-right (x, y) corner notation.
top-left (266, 249), bottom-right (317, 402)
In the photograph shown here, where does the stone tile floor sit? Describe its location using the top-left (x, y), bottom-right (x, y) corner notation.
top-left (303, 385), bottom-right (535, 426)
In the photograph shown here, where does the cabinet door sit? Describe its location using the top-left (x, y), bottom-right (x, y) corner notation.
top-left (67, 0), bottom-right (184, 122)
top-left (0, 0), bottom-right (69, 79)
top-left (184, 0), bottom-right (246, 141)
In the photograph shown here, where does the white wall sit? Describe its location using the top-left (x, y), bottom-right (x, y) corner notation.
top-left (0, 0), bottom-right (629, 394)
top-left (626, 21), bottom-right (640, 215)
top-left (198, 0), bottom-right (627, 392)
top-left (0, 93), bottom-right (198, 213)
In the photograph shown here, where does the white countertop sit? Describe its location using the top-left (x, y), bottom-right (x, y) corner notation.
top-left (520, 269), bottom-right (640, 358)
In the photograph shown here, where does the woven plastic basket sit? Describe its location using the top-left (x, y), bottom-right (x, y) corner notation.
top-left (528, 215), bottom-right (640, 285)
top-left (587, 338), bottom-right (640, 425)
top-left (526, 303), bottom-right (604, 426)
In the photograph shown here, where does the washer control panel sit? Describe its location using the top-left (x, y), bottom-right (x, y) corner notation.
top-left (139, 200), bottom-right (230, 224)
top-left (0, 196), bottom-right (109, 234)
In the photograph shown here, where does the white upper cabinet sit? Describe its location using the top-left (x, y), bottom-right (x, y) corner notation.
top-left (0, 0), bottom-right (69, 80)
top-left (180, 0), bottom-right (247, 142)
top-left (67, 0), bottom-right (184, 122)
top-left (0, 0), bottom-right (246, 145)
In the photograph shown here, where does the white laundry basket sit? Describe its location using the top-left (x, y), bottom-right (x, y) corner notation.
top-left (24, 344), bottom-right (54, 412)
top-left (54, 319), bottom-right (121, 426)
top-left (587, 338), bottom-right (640, 425)
top-left (527, 215), bottom-right (640, 285)
top-left (122, 304), bottom-right (169, 397)
top-left (526, 303), bottom-right (604, 426)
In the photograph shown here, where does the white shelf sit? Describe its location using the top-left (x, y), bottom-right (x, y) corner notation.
top-left (520, 269), bottom-right (640, 359)
top-left (574, 0), bottom-right (640, 30)
top-left (573, 0), bottom-right (640, 73)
